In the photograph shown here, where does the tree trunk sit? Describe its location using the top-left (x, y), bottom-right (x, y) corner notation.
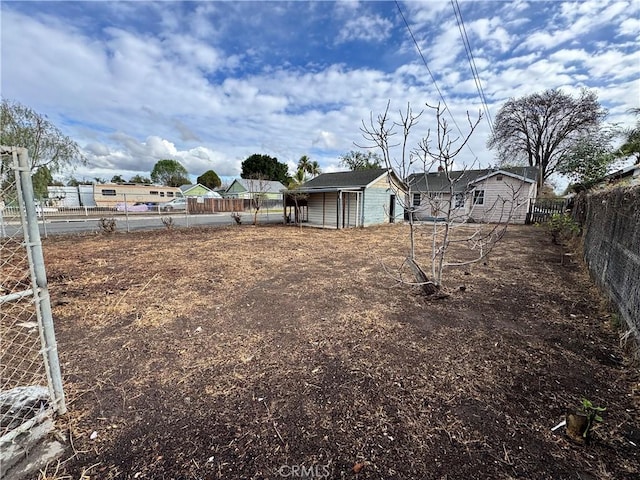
top-left (407, 257), bottom-right (439, 295)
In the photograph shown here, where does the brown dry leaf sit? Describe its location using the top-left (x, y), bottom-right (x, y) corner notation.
top-left (352, 461), bottom-right (366, 474)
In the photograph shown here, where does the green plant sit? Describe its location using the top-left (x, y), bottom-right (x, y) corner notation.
top-left (579, 398), bottom-right (606, 438)
top-left (546, 213), bottom-right (580, 244)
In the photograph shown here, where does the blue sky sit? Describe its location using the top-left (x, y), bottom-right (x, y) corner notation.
top-left (1, 0), bottom-right (639, 187)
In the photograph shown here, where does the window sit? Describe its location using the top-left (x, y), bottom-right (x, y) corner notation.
top-left (167, 192), bottom-right (174, 197)
top-left (496, 175), bottom-right (503, 181)
top-left (101, 189), bottom-right (116, 196)
top-left (160, 192), bottom-right (165, 197)
top-left (454, 193), bottom-right (465, 208)
top-left (473, 190), bottom-right (485, 205)
top-left (150, 191), bottom-right (159, 195)
top-left (413, 193), bottom-right (421, 206)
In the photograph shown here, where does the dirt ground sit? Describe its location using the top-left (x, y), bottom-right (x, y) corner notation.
top-left (37, 223), bottom-right (638, 479)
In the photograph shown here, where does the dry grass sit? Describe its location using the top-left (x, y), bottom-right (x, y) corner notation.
top-left (33, 223), bottom-right (640, 479)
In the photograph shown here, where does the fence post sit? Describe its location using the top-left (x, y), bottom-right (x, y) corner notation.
top-left (0, 206), bottom-right (5, 238)
top-left (124, 193), bottom-right (130, 232)
top-left (15, 147), bottom-right (67, 415)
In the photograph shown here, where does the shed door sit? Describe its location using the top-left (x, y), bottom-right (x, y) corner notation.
top-left (389, 195), bottom-right (396, 223)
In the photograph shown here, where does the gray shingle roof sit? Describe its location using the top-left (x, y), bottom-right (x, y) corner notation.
top-left (407, 166), bottom-right (538, 193)
top-left (233, 178), bottom-right (287, 193)
top-left (298, 168), bottom-right (389, 190)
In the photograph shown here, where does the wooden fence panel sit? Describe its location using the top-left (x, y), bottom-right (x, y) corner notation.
top-left (187, 198), bottom-right (248, 213)
top-left (526, 198), bottom-right (568, 224)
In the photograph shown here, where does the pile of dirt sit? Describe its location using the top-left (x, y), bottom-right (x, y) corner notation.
top-left (38, 224), bottom-right (638, 479)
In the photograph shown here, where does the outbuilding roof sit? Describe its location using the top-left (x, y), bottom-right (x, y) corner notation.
top-left (295, 168), bottom-right (395, 191)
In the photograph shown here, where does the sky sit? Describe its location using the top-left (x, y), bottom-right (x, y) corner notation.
top-left (1, 0), bottom-right (639, 187)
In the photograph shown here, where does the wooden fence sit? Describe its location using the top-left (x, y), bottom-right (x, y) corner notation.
top-left (525, 198), bottom-right (569, 224)
top-left (187, 198), bottom-right (248, 214)
top-left (187, 198), bottom-right (283, 214)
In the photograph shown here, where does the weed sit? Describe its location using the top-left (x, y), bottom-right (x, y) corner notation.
top-left (545, 213), bottom-right (580, 245)
top-left (97, 217), bottom-right (117, 234)
top-left (161, 216), bottom-right (174, 230)
top-left (579, 398), bottom-right (606, 438)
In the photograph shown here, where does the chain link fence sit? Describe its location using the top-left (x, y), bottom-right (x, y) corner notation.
top-left (574, 185), bottom-right (640, 348)
top-left (1, 146), bottom-right (66, 476)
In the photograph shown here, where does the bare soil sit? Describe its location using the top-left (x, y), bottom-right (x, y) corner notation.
top-left (38, 224), bottom-right (638, 479)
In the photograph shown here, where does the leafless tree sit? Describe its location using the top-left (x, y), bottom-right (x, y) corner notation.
top-left (487, 88), bottom-right (606, 189)
top-left (361, 101), bottom-right (523, 295)
top-left (248, 175), bottom-right (269, 225)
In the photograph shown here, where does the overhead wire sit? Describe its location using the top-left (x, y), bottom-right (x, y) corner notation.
top-left (450, 0), bottom-right (494, 135)
top-left (394, 0), bottom-right (479, 162)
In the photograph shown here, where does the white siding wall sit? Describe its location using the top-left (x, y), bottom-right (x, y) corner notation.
top-left (412, 193), bottom-right (466, 221)
top-left (468, 176), bottom-right (533, 224)
top-left (365, 175), bottom-right (406, 225)
top-left (411, 176), bottom-right (535, 224)
top-left (307, 192), bottom-right (338, 228)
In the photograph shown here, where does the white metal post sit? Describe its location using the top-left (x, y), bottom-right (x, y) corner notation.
top-left (14, 147), bottom-right (67, 415)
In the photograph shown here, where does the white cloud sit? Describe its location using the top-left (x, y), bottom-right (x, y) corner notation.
top-left (520, 0), bottom-right (632, 52)
top-left (1, 1), bottom-right (638, 184)
top-left (467, 17), bottom-right (513, 53)
top-left (336, 14), bottom-right (393, 44)
top-left (619, 17), bottom-right (640, 39)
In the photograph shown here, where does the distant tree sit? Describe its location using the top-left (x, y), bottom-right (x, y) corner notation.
top-left (289, 168), bottom-right (306, 187)
top-left (287, 168), bottom-right (308, 226)
top-left (488, 88), bottom-right (606, 188)
top-left (294, 155), bottom-right (321, 180)
top-left (32, 165), bottom-right (53, 199)
top-left (111, 174), bottom-right (126, 183)
top-left (539, 184), bottom-right (559, 198)
top-left (93, 177), bottom-right (106, 184)
top-left (297, 155), bottom-right (311, 177)
top-left (617, 108), bottom-right (640, 162)
top-left (558, 128), bottom-right (619, 189)
top-left (309, 160), bottom-right (322, 177)
top-left (339, 150), bottom-right (383, 170)
top-left (129, 174), bottom-right (151, 184)
top-left (151, 159), bottom-right (189, 187)
top-left (67, 177), bottom-right (80, 187)
top-left (240, 154), bottom-right (289, 184)
top-left (197, 169), bottom-right (222, 189)
top-left (0, 99), bottom-right (85, 174)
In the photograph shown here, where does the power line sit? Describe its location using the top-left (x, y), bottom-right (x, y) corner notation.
top-left (451, 0), bottom-right (494, 134)
top-left (394, 1), bottom-right (479, 161)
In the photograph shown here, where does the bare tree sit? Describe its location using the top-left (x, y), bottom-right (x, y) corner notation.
top-left (487, 88), bottom-right (606, 189)
top-left (361, 102), bottom-right (523, 295)
top-left (248, 175), bottom-right (269, 225)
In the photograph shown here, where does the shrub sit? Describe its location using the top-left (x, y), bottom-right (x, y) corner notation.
top-left (545, 213), bottom-right (579, 244)
top-left (161, 216), bottom-right (174, 230)
top-left (98, 217), bottom-right (117, 234)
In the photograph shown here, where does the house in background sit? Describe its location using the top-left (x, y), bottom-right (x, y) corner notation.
top-left (286, 168), bottom-right (406, 229)
top-left (179, 183), bottom-right (222, 198)
top-left (407, 167), bottom-right (538, 224)
top-left (224, 178), bottom-right (286, 200)
top-left (595, 162), bottom-right (640, 189)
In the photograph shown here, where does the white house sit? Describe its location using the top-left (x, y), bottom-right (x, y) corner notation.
top-left (406, 167), bottom-right (539, 224)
